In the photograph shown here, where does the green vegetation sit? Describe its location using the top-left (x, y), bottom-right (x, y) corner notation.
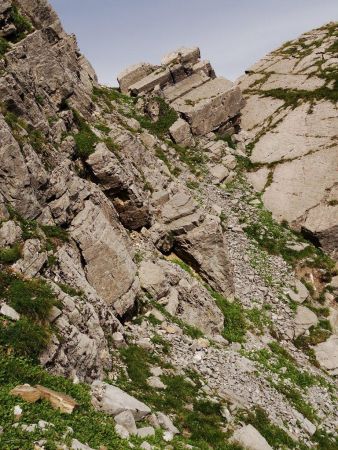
top-left (208, 289), bottom-right (247, 343)
top-left (294, 320), bottom-right (332, 363)
top-left (243, 205), bottom-right (335, 273)
top-left (169, 141), bottom-right (206, 176)
top-left (216, 132), bottom-right (236, 149)
top-left (0, 37), bottom-right (10, 58)
top-left (92, 85), bottom-right (134, 108)
top-left (152, 301), bottom-right (204, 339)
top-left (0, 271), bottom-right (58, 359)
top-left (327, 39), bottom-right (338, 53)
top-left (255, 86), bottom-right (338, 105)
top-left (118, 345), bottom-right (240, 449)
top-left (0, 353), bottom-right (125, 449)
top-left (245, 305), bottom-right (272, 334)
top-left (41, 224), bottom-right (69, 242)
top-left (73, 110), bottom-right (99, 159)
top-left (245, 342), bottom-right (331, 422)
top-left (9, 5), bottom-right (33, 42)
top-left (155, 147), bottom-right (180, 176)
top-left (0, 243), bottom-right (21, 264)
top-left (171, 257), bottom-right (197, 278)
top-left (57, 282), bottom-right (83, 298)
top-left (186, 180), bottom-right (200, 190)
top-left (136, 97), bottom-right (178, 138)
top-left (250, 342), bottom-right (318, 389)
top-left (151, 334), bottom-right (172, 354)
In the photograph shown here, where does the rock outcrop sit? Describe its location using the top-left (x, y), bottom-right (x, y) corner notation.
top-left (237, 23), bottom-right (338, 255)
top-left (118, 46), bottom-right (245, 139)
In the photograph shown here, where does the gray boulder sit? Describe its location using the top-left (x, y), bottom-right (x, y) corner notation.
top-left (91, 381), bottom-right (151, 420)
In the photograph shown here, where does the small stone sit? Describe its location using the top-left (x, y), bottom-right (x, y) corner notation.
top-left (112, 332), bottom-right (126, 348)
top-left (150, 367), bottom-right (163, 377)
top-left (137, 426), bottom-right (155, 438)
top-left (0, 303), bottom-right (20, 321)
top-left (156, 412), bottom-right (179, 435)
top-left (14, 405), bottom-right (22, 421)
top-left (146, 376), bottom-right (166, 389)
top-left (10, 385), bottom-right (42, 404)
top-left (163, 431), bottom-right (174, 442)
top-left (140, 443), bottom-right (152, 450)
top-left (114, 410), bottom-right (137, 435)
top-left (115, 424), bottom-right (130, 439)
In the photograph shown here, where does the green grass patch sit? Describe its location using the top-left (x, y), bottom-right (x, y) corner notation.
top-left (152, 302), bottom-right (204, 339)
top-left (9, 6), bottom-right (32, 41)
top-left (72, 110), bottom-right (99, 159)
top-left (168, 140), bottom-right (206, 176)
top-left (0, 37), bottom-right (10, 58)
top-left (41, 225), bottom-right (69, 242)
top-left (243, 207), bottom-right (335, 273)
top-left (208, 289), bottom-right (247, 343)
top-left (0, 271), bottom-right (58, 359)
top-left (0, 272), bottom-right (57, 322)
top-left (254, 86), bottom-right (338, 105)
top-left (0, 244), bottom-right (21, 264)
top-left (216, 132), bottom-right (236, 149)
top-left (136, 97), bottom-right (178, 138)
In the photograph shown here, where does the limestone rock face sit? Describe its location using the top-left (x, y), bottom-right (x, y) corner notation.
top-left (238, 23), bottom-right (338, 255)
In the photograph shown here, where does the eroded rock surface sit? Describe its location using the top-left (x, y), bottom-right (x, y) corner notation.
top-left (238, 23), bottom-right (338, 255)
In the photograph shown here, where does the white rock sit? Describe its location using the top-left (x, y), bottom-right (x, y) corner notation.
top-left (294, 306), bottom-right (318, 339)
top-left (156, 412), bottom-right (179, 435)
top-left (0, 303), bottom-right (20, 321)
top-left (137, 426), bottom-right (155, 438)
top-left (232, 424), bottom-right (273, 450)
top-left (114, 410), bottom-right (137, 435)
top-left (115, 424), bottom-right (130, 439)
top-left (146, 376), bottom-right (166, 389)
top-left (91, 381), bottom-right (151, 420)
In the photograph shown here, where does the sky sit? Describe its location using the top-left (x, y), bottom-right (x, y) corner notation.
top-left (50, 0), bottom-right (338, 86)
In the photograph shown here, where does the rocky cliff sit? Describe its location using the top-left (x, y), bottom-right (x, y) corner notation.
top-left (237, 23), bottom-right (338, 256)
top-left (0, 2), bottom-right (337, 450)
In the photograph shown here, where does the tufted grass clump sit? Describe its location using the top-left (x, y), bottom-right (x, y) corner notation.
top-left (0, 271), bottom-right (58, 359)
top-left (0, 37), bottom-right (10, 58)
top-left (0, 243), bottom-right (21, 264)
top-left (208, 289), bottom-right (247, 343)
top-left (41, 224), bottom-right (69, 243)
top-left (136, 97), bottom-right (178, 137)
top-left (72, 110), bottom-right (99, 159)
top-left (9, 6), bottom-right (33, 42)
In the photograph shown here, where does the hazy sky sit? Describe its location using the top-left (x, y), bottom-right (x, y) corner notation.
top-left (50, 0), bottom-right (338, 86)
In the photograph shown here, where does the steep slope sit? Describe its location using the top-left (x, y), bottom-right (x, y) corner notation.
top-left (237, 23), bottom-right (338, 256)
top-left (0, 2), bottom-right (337, 450)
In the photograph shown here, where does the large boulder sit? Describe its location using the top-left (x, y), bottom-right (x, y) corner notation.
top-left (70, 200), bottom-right (139, 316)
top-left (175, 215), bottom-right (234, 297)
top-left (314, 335), bottom-right (338, 375)
top-left (172, 77), bottom-right (245, 135)
top-left (232, 424), bottom-right (273, 450)
top-left (294, 306), bottom-right (318, 339)
top-left (91, 381), bottom-right (151, 420)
